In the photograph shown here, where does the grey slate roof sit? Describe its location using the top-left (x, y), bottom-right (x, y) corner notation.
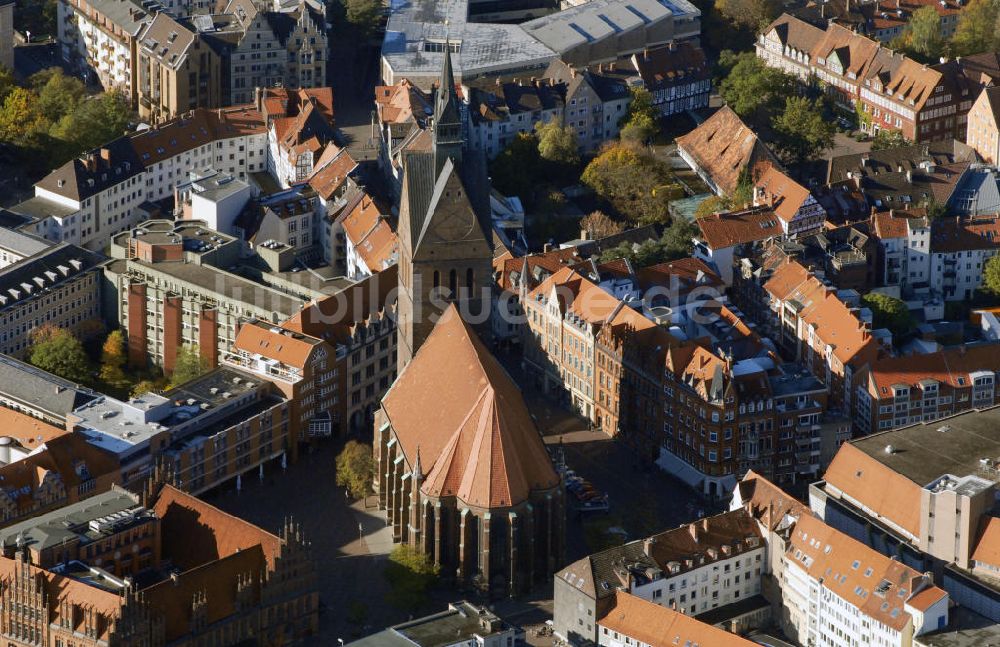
top-left (34, 137), bottom-right (144, 203)
top-left (0, 489), bottom-right (147, 552)
top-left (0, 242), bottom-right (103, 311)
top-left (0, 354), bottom-right (99, 422)
top-left (0, 227), bottom-right (51, 257)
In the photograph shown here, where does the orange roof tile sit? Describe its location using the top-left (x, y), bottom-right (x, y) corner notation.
top-left (754, 164), bottom-right (812, 224)
top-left (735, 470), bottom-right (809, 531)
top-left (308, 148), bottom-right (357, 200)
top-left (232, 321), bottom-right (320, 370)
top-left (131, 106), bottom-right (266, 167)
top-left (382, 306), bottom-right (560, 508)
top-left (282, 267), bottom-right (397, 342)
top-left (340, 194), bottom-right (398, 274)
top-left (599, 592), bottom-right (760, 647)
top-left (823, 442), bottom-right (922, 538)
top-left (696, 208), bottom-right (784, 250)
top-left (788, 514), bottom-right (941, 631)
top-left (0, 407), bottom-right (68, 448)
top-left (867, 343), bottom-right (1000, 395)
top-left (972, 516), bottom-right (1000, 568)
top-left (676, 107), bottom-right (778, 196)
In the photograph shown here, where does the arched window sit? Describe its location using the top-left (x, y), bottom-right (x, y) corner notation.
top-left (466, 268), bottom-right (474, 292)
top-left (449, 269), bottom-right (457, 297)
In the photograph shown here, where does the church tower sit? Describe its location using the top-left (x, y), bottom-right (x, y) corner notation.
top-left (396, 47), bottom-right (494, 372)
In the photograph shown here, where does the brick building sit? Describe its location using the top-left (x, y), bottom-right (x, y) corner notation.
top-left (374, 307), bottom-right (564, 596)
top-left (968, 86), bottom-right (1000, 165)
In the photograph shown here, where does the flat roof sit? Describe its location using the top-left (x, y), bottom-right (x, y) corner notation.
top-left (7, 196), bottom-right (77, 220)
top-left (113, 219), bottom-right (239, 253)
top-left (0, 227), bottom-right (51, 257)
top-left (124, 258), bottom-right (305, 317)
top-left (0, 489), bottom-right (148, 552)
top-left (851, 405), bottom-right (1000, 487)
top-left (349, 602), bottom-right (515, 646)
top-left (916, 605), bottom-right (1000, 647)
top-left (74, 367), bottom-right (271, 457)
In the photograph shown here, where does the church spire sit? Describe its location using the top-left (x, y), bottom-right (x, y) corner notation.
top-left (433, 42), bottom-right (463, 172)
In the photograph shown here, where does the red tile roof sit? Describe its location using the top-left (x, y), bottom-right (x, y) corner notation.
top-left (754, 163), bottom-right (812, 224)
top-left (676, 106), bottom-right (778, 196)
top-left (339, 194), bottom-right (398, 274)
top-left (232, 320), bottom-right (321, 370)
top-left (382, 306), bottom-right (560, 509)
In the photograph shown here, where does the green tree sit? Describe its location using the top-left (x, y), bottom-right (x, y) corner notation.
top-left (0, 87), bottom-right (48, 146)
top-left (489, 132), bottom-right (542, 202)
top-left (718, 52), bottom-right (797, 118)
top-left (862, 293), bottom-right (916, 340)
top-left (51, 91), bottom-right (131, 156)
top-left (772, 96), bottom-right (835, 165)
top-left (32, 68), bottom-right (86, 124)
top-left (344, 0), bottom-right (383, 40)
top-left (950, 0), bottom-right (999, 56)
top-left (871, 129), bottom-right (910, 151)
top-left (99, 330), bottom-right (128, 388)
top-left (693, 195), bottom-right (731, 218)
top-left (715, 0), bottom-right (781, 31)
top-left (984, 255), bottom-right (1000, 296)
top-left (131, 380), bottom-right (159, 399)
top-left (908, 6), bottom-right (945, 58)
top-left (384, 545), bottom-right (440, 611)
top-left (581, 142), bottom-right (671, 225)
top-left (335, 440), bottom-right (375, 498)
top-left (0, 67), bottom-right (15, 105)
top-left (598, 219), bottom-right (697, 267)
top-left (620, 87), bottom-right (659, 143)
top-left (169, 344), bottom-right (207, 387)
top-left (28, 326), bottom-right (91, 384)
top-left (535, 119), bottom-right (580, 166)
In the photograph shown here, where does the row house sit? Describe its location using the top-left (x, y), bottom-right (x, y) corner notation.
top-left (854, 343), bottom-right (1000, 434)
top-left (373, 80), bottom-right (434, 200)
top-left (731, 473), bottom-right (950, 647)
top-left (628, 41), bottom-right (711, 117)
top-left (758, 14), bottom-right (1000, 142)
top-left (57, 0), bottom-right (157, 103)
top-left (752, 164), bottom-right (826, 239)
top-left (543, 60), bottom-right (631, 153)
top-left (280, 269), bottom-right (398, 433)
top-left (762, 260), bottom-right (880, 413)
top-left (339, 193), bottom-right (398, 280)
top-left (967, 86), bottom-right (1000, 165)
top-left (692, 206), bottom-right (785, 285)
top-left (465, 78), bottom-right (566, 160)
top-left (262, 87), bottom-right (337, 189)
top-left (308, 147), bottom-right (360, 272)
top-left (554, 508), bottom-right (766, 644)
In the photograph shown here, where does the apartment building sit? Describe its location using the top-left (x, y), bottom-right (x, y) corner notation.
top-left (553, 508), bottom-right (765, 645)
top-left (234, 184), bottom-right (323, 254)
top-left (752, 164), bottom-right (826, 239)
top-left (757, 14), bottom-right (1000, 142)
top-left (781, 513), bottom-right (949, 646)
top-left (0, 243), bottom-right (103, 358)
top-left (0, 484), bottom-right (317, 645)
top-left (58, 0), bottom-right (156, 102)
top-left (281, 269), bottom-right (398, 433)
top-left (135, 12), bottom-right (224, 124)
top-left (264, 87), bottom-right (336, 188)
top-left (763, 260), bottom-right (879, 412)
top-left (855, 343), bottom-right (1000, 434)
top-left (104, 219), bottom-right (306, 372)
top-left (967, 86), bottom-right (1000, 165)
top-left (224, 0), bottom-right (327, 105)
top-left (677, 106), bottom-right (779, 198)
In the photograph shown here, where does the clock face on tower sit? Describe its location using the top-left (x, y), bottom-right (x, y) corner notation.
top-left (434, 205), bottom-right (476, 242)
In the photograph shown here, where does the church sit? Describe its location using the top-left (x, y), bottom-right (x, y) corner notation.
top-left (374, 51), bottom-right (565, 596)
